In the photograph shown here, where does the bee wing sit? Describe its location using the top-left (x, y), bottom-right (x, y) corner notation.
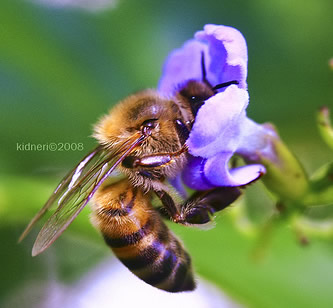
top-left (20, 134), bottom-right (144, 256)
top-left (18, 146), bottom-right (103, 243)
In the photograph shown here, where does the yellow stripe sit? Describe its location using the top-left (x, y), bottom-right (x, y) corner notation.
top-left (112, 232), bottom-right (156, 258)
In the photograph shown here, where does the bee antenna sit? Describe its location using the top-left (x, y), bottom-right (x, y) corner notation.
top-left (213, 80), bottom-right (239, 91)
top-left (200, 51), bottom-right (209, 84)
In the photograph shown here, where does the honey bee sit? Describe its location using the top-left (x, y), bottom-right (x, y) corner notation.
top-left (19, 53), bottom-right (240, 292)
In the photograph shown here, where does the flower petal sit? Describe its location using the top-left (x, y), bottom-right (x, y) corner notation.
top-left (182, 154), bottom-right (265, 190)
top-left (187, 85), bottom-right (249, 158)
top-left (158, 40), bottom-right (208, 95)
top-left (158, 24), bottom-right (248, 95)
top-left (236, 119), bottom-right (277, 162)
top-left (195, 24), bottom-right (248, 89)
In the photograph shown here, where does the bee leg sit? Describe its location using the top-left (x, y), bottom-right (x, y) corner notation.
top-left (155, 186), bottom-right (241, 225)
top-left (122, 145), bottom-right (188, 169)
top-left (180, 187), bottom-right (242, 225)
top-left (155, 190), bottom-right (183, 223)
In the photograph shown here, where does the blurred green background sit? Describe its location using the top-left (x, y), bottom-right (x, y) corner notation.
top-left (1, 0), bottom-right (332, 307)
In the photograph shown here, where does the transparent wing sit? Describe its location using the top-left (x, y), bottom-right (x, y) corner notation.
top-left (19, 133), bottom-right (144, 256)
top-left (18, 146), bottom-right (103, 243)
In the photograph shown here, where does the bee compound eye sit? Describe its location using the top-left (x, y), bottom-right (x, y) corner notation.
top-left (142, 118), bottom-right (158, 128)
top-left (141, 119), bottom-right (158, 135)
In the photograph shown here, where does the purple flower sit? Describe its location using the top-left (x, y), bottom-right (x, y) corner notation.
top-left (159, 24), bottom-right (275, 190)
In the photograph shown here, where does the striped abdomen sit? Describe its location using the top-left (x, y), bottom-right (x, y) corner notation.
top-left (91, 179), bottom-right (195, 292)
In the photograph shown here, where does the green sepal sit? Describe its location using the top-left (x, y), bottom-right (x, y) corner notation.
top-left (258, 129), bottom-right (309, 202)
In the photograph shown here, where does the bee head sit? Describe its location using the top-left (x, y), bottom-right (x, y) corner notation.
top-left (93, 90), bottom-right (183, 153)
